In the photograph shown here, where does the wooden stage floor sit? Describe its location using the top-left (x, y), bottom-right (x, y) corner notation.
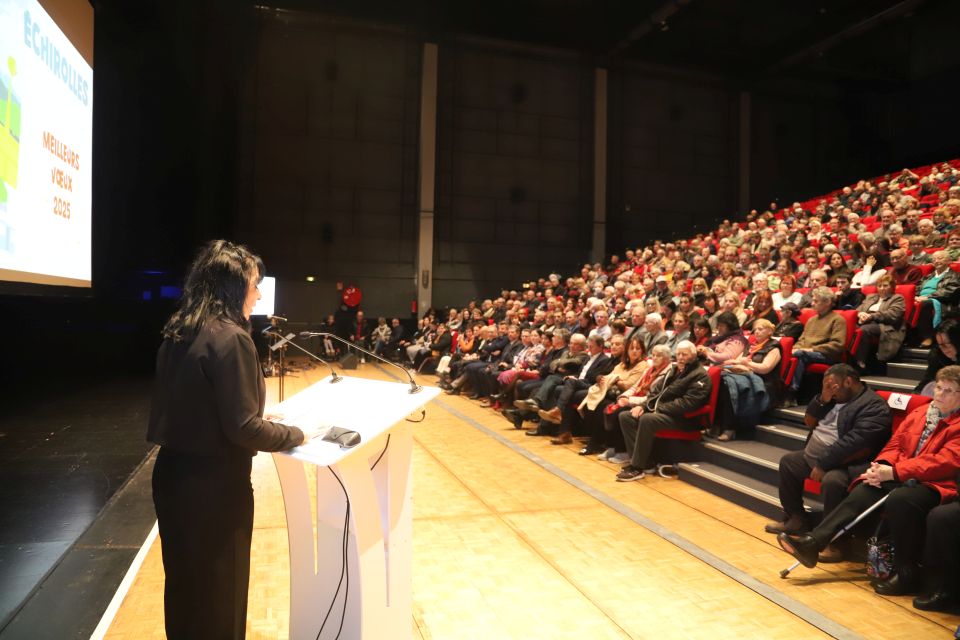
top-left (101, 360), bottom-right (959, 639)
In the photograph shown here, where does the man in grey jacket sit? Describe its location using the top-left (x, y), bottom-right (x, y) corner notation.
top-left (765, 364), bottom-right (891, 562)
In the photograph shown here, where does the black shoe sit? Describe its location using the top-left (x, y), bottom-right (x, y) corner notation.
top-left (489, 393), bottom-right (503, 401)
top-left (525, 427), bottom-right (548, 437)
top-left (579, 446), bottom-right (603, 456)
top-left (467, 393), bottom-right (482, 400)
top-left (777, 533), bottom-right (819, 569)
top-left (913, 591), bottom-right (957, 612)
top-left (501, 409), bottom-right (523, 429)
top-left (444, 387), bottom-right (461, 395)
top-left (874, 570), bottom-right (920, 596)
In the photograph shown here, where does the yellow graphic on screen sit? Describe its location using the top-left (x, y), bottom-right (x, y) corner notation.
top-left (0, 56), bottom-right (19, 251)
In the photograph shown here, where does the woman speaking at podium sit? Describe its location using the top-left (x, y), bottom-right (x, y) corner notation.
top-left (148, 240), bottom-right (308, 639)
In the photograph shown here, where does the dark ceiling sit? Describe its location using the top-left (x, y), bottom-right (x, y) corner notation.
top-left (260, 0), bottom-right (953, 83)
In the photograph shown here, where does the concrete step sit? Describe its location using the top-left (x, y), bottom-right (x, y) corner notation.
top-left (697, 439), bottom-right (786, 487)
top-left (885, 361), bottom-right (926, 382)
top-left (900, 347), bottom-right (930, 363)
top-left (677, 461), bottom-right (822, 522)
top-left (862, 375), bottom-right (917, 393)
top-left (756, 422), bottom-right (808, 451)
top-left (770, 405), bottom-right (807, 426)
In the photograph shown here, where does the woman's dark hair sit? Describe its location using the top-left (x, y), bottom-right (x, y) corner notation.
top-left (702, 292), bottom-right (719, 310)
top-left (715, 311), bottom-right (741, 333)
top-left (162, 239), bottom-right (264, 341)
top-left (692, 317), bottom-right (712, 338)
top-left (936, 319), bottom-right (960, 354)
top-left (623, 336), bottom-right (645, 368)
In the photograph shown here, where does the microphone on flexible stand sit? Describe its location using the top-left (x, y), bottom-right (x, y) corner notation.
top-left (268, 315), bottom-right (288, 322)
top-left (265, 331), bottom-right (343, 384)
top-left (299, 331), bottom-right (422, 394)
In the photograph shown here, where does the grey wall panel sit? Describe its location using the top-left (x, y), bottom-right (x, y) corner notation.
top-left (236, 17), bottom-right (421, 320)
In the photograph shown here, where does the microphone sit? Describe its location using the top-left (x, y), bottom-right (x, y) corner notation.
top-left (299, 331), bottom-right (422, 394)
top-left (264, 331), bottom-right (342, 384)
top-left (268, 315), bottom-right (288, 322)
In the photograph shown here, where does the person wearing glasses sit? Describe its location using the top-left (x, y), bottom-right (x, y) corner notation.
top-left (778, 366), bottom-right (960, 597)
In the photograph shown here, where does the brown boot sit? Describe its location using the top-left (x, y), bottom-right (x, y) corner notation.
top-left (764, 514), bottom-right (807, 535)
top-left (550, 432), bottom-right (573, 445)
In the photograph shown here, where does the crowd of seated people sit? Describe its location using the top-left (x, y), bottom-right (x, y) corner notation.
top-left (394, 159), bottom-right (960, 612)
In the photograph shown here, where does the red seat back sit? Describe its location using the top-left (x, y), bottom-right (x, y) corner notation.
top-left (895, 284), bottom-right (916, 326)
top-left (876, 391), bottom-right (932, 434)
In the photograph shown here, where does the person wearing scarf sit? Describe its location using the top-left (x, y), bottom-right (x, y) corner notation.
top-left (779, 366), bottom-right (960, 597)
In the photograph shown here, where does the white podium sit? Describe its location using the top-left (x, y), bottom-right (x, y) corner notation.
top-left (269, 375), bottom-right (440, 640)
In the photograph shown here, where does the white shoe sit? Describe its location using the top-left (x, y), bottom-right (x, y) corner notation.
top-left (597, 447), bottom-right (616, 461)
top-left (609, 452), bottom-right (630, 464)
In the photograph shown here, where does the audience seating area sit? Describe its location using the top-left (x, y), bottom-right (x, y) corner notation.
top-left (374, 158), bottom-right (960, 614)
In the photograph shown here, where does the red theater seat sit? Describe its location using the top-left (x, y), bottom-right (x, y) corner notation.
top-left (656, 366), bottom-right (722, 442)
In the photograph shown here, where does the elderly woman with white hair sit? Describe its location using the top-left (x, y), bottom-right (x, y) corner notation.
top-left (616, 340), bottom-right (713, 481)
top-left (915, 250), bottom-right (960, 347)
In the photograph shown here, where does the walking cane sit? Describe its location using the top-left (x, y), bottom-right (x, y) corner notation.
top-left (779, 492), bottom-right (891, 579)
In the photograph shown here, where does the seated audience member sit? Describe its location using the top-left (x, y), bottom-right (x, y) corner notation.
top-left (436, 324), bottom-right (476, 378)
top-left (710, 318), bottom-right (783, 441)
top-left (641, 312), bottom-right (669, 353)
top-left (666, 312), bottom-right (691, 354)
top-left (825, 253), bottom-right (852, 286)
top-left (415, 323), bottom-right (452, 374)
top-left (573, 311), bottom-right (595, 337)
top-left (889, 248), bottom-right (922, 285)
top-left (505, 333), bottom-right (593, 420)
top-left (517, 336), bottom-right (622, 436)
top-left (946, 231), bottom-right (960, 262)
top-left (918, 217), bottom-right (944, 248)
top-left (743, 290), bottom-right (779, 333)
top-left (691, 317), bottom-right (712, 346)
top-left (774, 302), bottom-right (804, 341)
top-left (772, 275), bottom-right (802, 310)
top-left (550, 334), bottom-right (646, 446)
top-left (766, 365), bottom-right (891, 561)
top-left (914, 319), bottom-right (960, 395)
top-left (721, 291), bottom-right (748, 327)
top-left (702, 293), bottom-right (722, 331)
top-left (588, 309), bottom-right (613, 343)
top-left (484, 328), bottom-right (544, 407)
top-left (851, 255), bottom-right (888, 289)
top-left (833, 274), bottom-right (864, 311)
top-left (384, 318), bottom-right (405, 360)
top-left (624, 306), bottom-right (648, 344)
top-left (691, 278), bottom-right (709, 307)
top-left (370, 317), bottom-right (392, 356)
top-left (697, 312), bottom-right (748, 365)
top-left (786, 288), bottom-right (847, 406)
top-left (909, 236), bottom-right (933, 265)
top-left (444, 323), bottom-right (509, 394)
top-left (914, 494), bottom-right (960, 611)
top-left (853, 275), bottom-right (906, 369)
top-left (597, 345), bottom-right (673, 464)
top-left (778, 366), bottom-right (960, 595)
top-left (616, 341), bottom-right (712, 481)
top-left (742, 273), bottom-right (770, 309)
top-left (798, 270), bottom-right (829, 309)
top-left (914, 250), bottom-right (960, 347)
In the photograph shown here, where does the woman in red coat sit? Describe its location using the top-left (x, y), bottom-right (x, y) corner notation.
top-left (778, 365), bottom-right (960, 596)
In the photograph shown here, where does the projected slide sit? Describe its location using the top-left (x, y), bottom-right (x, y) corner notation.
top-left (0, 0), bottom-right (92, 287)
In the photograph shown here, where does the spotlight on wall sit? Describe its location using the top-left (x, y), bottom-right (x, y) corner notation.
top-left (659, 20), bottom-right (669, 32)
top-left (306, 276), bottom-right (315, 282)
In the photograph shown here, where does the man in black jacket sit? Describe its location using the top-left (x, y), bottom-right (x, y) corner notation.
top-left (616, 341), bottom-right (712, 481)
top-left (764, 364), bottom-right (891, 562)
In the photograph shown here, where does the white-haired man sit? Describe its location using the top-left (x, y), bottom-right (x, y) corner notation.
top-left (616, 341), bottom-right (712, 481)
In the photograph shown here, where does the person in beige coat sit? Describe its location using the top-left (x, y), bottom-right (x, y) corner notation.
top-left (853, 274), bottom-right (906, 368)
